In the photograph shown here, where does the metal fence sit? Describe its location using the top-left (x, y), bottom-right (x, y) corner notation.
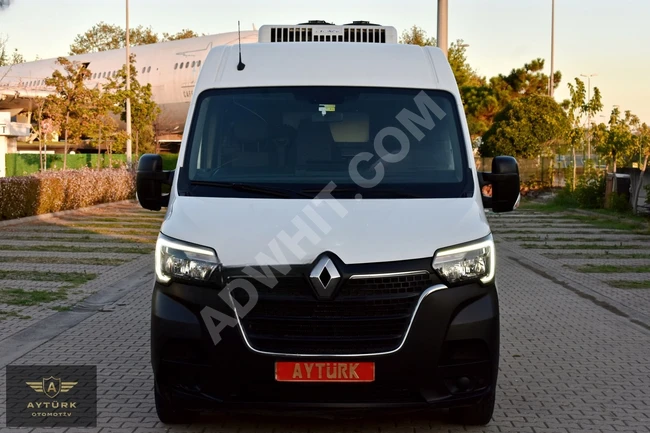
top-left (474, 156), bottom-right (573, 187)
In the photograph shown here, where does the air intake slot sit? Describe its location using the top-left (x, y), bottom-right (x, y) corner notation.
top-left (259, 23), bottom-right (397, 44)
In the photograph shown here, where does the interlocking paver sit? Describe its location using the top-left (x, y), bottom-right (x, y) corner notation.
top-left (0, 201), bottom-right (165, 343)
top-left (0, 203), bottom-right (648, 432)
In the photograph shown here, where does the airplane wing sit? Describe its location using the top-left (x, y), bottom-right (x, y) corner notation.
top-left (0, 87), bottom-right (55, 116)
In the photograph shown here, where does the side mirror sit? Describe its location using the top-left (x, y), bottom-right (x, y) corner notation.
top-left (136, 154), bottom-right (173, 211)
top-left (479, 156), bottom-right (520, 213)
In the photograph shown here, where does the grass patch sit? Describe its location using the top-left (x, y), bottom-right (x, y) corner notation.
top-left (516, 200), bottom-right (575, 212)
top-left (61, 216), bottom-right (164, 223)
top-left (520, 243), bottom-right (650, 250)
top-left (0, 256), bottom-right (128, 266)
top-left (65, 223), bottom-right (162, 229)
top-left (606, 280), bottom-right (650, 289)
top-left (0, 270), bottom-right (96, 286)
top-left (0, 235), bottom-right (153, 244)
top-left (0, 288), bottom-right (68, 306)
top-left (571, 264), bottom-right (650, 273)
top-left (506, 236), bottom-right (618, 242)
top-left (0, 244), bottom-right (151, 254)
top-left (17, 227), bottom-right (159, 236)
top-left (0, 311), bottom-right (31, 320)
top-left (543, 252), bottom-right (650, 259)
top-left (559, 215), bottom-right (648, 232)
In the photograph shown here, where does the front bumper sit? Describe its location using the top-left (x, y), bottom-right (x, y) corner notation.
top-left (150, 274), bottom-right (500, 413)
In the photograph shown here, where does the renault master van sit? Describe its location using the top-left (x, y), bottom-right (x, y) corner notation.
top-left (136, 21), bottom-right (520, 426)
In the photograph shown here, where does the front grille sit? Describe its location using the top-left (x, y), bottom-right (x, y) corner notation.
top-left (230, 271), bottom-right (437, 355)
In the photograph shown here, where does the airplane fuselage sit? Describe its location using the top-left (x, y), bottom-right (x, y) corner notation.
top-left (0, 30), bottom-right (259, 136)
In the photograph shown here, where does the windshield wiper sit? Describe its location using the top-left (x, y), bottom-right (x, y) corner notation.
top-left (300, 187), bottom-right (424, 198)
top-left (190, 181), bottom-right (313, 198)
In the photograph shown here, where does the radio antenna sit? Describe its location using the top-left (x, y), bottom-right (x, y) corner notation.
top-left (237, 20), bottom-right (246, 71)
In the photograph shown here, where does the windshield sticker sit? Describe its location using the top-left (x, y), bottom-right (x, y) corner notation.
top-left (318, 104), bottom-right (336, 116)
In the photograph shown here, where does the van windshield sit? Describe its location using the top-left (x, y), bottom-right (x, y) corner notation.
top-left (177, 86), bottom-right (474, 199)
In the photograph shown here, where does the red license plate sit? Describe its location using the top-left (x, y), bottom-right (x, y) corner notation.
top-left (275, 361), bottom-right (375, 382)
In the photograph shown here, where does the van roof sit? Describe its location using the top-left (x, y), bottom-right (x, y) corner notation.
top-left (195, 42), bottom-right (459, 96)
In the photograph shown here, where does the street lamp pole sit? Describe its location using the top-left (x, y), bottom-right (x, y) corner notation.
top-left (581, 73), bottom-right (597, 160)
top-left (437, 0), bottom-right (448, 58)
top-left (125, 0), bottom-right (132, 165)
top-left (549, 0), bottom-right (555, 97)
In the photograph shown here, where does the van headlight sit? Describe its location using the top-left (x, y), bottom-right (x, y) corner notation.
top-left (432, 236), bottom-right (495, 285)
top-left (155, 233), bottom-right (221, 284)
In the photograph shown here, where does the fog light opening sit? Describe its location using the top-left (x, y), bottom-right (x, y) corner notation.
top-left (456, 376), bottom-right (471, 391)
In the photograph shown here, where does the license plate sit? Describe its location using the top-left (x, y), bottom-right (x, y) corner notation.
top-left (275, 361), bottom-right (375, 382)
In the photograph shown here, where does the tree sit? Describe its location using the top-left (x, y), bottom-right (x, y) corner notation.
top-left (10, 48), bottom-right (24, 64)
top-left (0, 34), bottom-right (24, 66)
top-left (400, 25), bottom-right (435, 46)
top-left (480, 94), bottom-right (570, 159)
top-left (69, 22), bottom-right (123, 54)
top-left (84, 86), bottom-right (119, 167)
top-left (563, 77), bottom-right (603, 190)
top-left (597, 107), bottom-right (637, 174)
top-left (44, 57), bottom-right (96, 169)
top-left (69, 22), bottom-right (199, 54)
top-left (0, 35), bottom-right (8, 66)
top-left (104, 53), bottom-right (161, 157)
top-left (464, 59), bottom-right (561, 141)
top-left (632, 122), bottom-right (650, 213)
top-left (162, 29), bottom-right (201, 41)
top-left (448, 40), bottom-right (483, 89)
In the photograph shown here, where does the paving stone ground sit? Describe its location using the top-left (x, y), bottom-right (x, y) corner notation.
top-left (489, 208), bottom-right (650, 320)
top-left (0, 202), bottom-right (649, 432)
top-left (0, 201), bottom-right (165, 340)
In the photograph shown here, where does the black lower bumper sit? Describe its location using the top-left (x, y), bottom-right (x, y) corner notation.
top-left (150, 276), bottom-right (500, 413)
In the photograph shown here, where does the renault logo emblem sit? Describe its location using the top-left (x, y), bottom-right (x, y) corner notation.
top-left (309, 256), bottom-right (341, 299)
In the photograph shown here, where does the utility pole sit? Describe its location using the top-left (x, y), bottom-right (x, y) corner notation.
top-left (437, 0), bottom-right (448, 58)
top-left (549, 0), bottom-right (555, 97)
top-left (581, 73), bottom-right (597, 160)
top-left (125, 0), bottom-right (132, 165)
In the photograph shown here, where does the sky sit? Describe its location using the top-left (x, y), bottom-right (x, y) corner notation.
top-left (1, 0), bottom-right (649, 124)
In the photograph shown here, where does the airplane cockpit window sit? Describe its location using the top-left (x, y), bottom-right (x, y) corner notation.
top-left (147, 66), bottom-right (151, 73)
top-left (185, 62), bottom-right (190, 68)
top-left (142, 67), bottom-right (146, 73)
top-left (174, 63), bottom-right (178, 70)
top-left (197, 60), bottom-right (201, 67)
top-left (180, 63), bottom-right (184, 69)
top-left (191, 61), bottom-right (196, 68)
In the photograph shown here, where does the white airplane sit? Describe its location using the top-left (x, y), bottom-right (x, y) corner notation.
top-left (0, 29), bottom-right (259, 149)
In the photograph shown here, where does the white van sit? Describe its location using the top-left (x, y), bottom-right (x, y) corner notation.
top-left (136, 20), bottom-right (520, 426)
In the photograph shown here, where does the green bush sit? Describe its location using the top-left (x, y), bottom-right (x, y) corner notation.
top-left (5, 153), bottom-right (179, 176)
top-left (607, 192), bottom-right (631, 213)
top-left (573, 169), bottom-right (606, 209)
top-left (551, 187), bottom-right (579, 207)
top-left (0, 168), bottom-right (135, 221)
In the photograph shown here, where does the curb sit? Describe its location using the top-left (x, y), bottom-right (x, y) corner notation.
top-left (0, 199), bottom-right (139, 228)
